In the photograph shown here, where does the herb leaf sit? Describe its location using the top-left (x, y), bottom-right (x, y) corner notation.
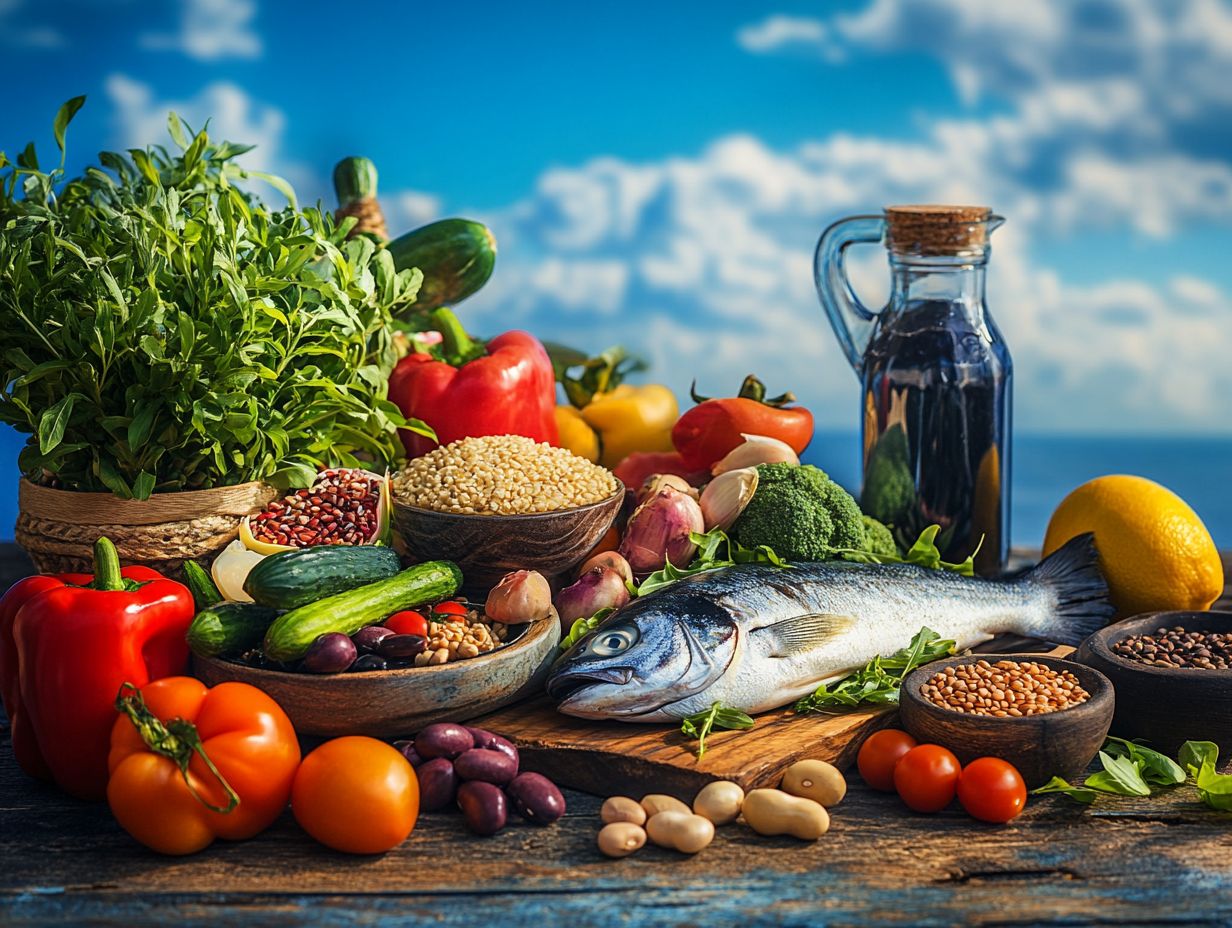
top-left (1179, 740), bottom-right (1219, 777)
top-left (1104, 737), bottom-right (1186, 788)
top-left (794, 627), bottom-right (956, 714)
top-left (557, 607), bottom-right (616, 652)
top-left (1032, 776), bottom-right (1098, 805)
top-left (827, 525), bottom-right (982, 576)
top-left (636, 528), bottom-right (788, 596)
top-left (1084, 751), bottom-right (1152, 797)
top-left (680, 701), bottom-right (755, 760)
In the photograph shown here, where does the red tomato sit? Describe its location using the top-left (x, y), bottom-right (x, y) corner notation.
top-left (957, 757), bottom-right (1027, 823)
top-left (432, 601), bottom-right (468, 622)
top-left (893, 744), bottom-right (961, 813)
top-left (385, 611), bottom-right (428, 638)
top-left (857, 728), bottom-right (918, 792)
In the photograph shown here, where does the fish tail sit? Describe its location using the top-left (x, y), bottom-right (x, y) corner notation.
top-left (1018, 533), bottom-right (1115, 646)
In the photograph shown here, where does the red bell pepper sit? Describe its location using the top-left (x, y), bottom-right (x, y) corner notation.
top-left (389, 308), bottom-right (559, 459)
top-left (0, 538), bottom-right (195, 800)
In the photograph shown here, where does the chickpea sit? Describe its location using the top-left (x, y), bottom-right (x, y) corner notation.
top-left (645, 811), bottom-right (715, 854)
top-left (692, 780), bottom-right (745, 825)
top-left (741, 789), bottom-right (830, 841)
top-left (601, 796), bottom-right (647, 826)
top-left (780, 760), bottom-right (846, 808)
top-left (597, 822), bottom-right (646, 858)
top-left (640, 793), bottom-right (690, 819)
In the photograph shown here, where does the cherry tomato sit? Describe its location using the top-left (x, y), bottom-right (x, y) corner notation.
top-left (957, 757), bottom-right (1027, 823)
top-left (893, 744), bottom-right (961, 813)
top-left (292, 736), bottom-right (419, 854)
top-left (385, 610), bottom-right (429, 638)
top-left (432, 601), bottom-right (468, 622)
top-left (857, 728), bottom-right (918, 792)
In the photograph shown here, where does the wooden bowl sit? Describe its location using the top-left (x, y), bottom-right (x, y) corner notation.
top-left (193, 615), bottom-right (561, 738)
top-left (392, 482), bottom-right (624, 592)
top-left (1074, 611), bottom-right (1232, 757)
top-left (899, 654), bottom-right (1115, 788)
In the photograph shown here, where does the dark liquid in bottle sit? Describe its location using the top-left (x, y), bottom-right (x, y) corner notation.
top-left (859, 299), bottom-right (1011, 575)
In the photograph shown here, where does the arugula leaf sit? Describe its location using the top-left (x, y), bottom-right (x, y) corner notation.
top-left (1084, 751), bottom-right (1152, 797)
top-left (827, 525), bottom-right (983, 576)
top-left (1031, 776), bottom-right (1098, 805)
top-left (1104, 737), bottom-right (1186, 787)
top-left (680, 701), bottom-right (755, 760)
top-left (557, 607), bottom-right (616, 652)
top-left (794, 627), bottom-right (956, 713)
top-left (635, 529), bottom-right (789, 596)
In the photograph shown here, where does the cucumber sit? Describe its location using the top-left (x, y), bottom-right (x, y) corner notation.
top-left (333, 156), bottom-right (379, 209)
top-left (188, 603), bottom-right (280, 659)
top-left (263, 560), bottom-right (463, 662)
top-left (182, 559), bottom-right (223, 609)
top-left (387, 218), bottom-right (496, 314)
top-left (243, 545), bottom-right (402, 610)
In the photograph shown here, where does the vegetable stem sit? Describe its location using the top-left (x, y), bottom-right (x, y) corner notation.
top-left (430, 307), bottom-right (476, 366)
top-left (91, 537), bottom-right (126, 591)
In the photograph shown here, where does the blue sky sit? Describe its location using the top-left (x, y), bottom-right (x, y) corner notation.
top-left (3, 0), bottom-right (1232, 537)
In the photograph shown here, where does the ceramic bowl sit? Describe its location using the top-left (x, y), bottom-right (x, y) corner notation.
top-left (392, 481), bottom-right (624, 592)
top-left (1074, 610), bottom-right (1232, 757)
top-left (899, 653), bottom-right (1115, 788)
top-left (193, 614), bottom-right (561, 738)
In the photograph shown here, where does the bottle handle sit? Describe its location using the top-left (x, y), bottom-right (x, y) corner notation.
top-left (813, 215), bottom-right (886, 372)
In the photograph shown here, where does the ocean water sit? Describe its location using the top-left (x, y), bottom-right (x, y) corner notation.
top-left (1, 425), bottom-right (1229, 549)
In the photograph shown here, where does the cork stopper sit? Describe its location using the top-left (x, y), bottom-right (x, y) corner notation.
top-left (885, 205), bottom-right (993, 257)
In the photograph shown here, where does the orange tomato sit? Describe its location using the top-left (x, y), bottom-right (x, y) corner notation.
top-left (857, 728), bottom-right (918, 792)
top-left (107, 677), bottom-right (301, 855)
top-left (893, 744), bottom-right (961, 813)
top-left (957, 757), bottom-right (1027, 823)
top-left (292, 736), bottom-right (418, 854)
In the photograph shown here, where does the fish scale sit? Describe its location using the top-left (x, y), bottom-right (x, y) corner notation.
top-left (547, 535), bottom-right (1114, 722)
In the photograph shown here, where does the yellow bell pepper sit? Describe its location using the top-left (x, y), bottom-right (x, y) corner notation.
top-left (557, 384), bottom-right (678, 469)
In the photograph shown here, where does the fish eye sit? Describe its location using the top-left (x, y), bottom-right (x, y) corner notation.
top-left (589, 627), bottom-right (637, 657)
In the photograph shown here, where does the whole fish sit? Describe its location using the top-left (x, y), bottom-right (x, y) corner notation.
top-left (547, 535), bottom-right (1113, 721)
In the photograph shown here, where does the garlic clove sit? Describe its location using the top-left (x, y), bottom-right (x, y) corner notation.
top-left (711, 434), bottom-right (800, 476)
top-left (699, 467), bottom-right (760, 531)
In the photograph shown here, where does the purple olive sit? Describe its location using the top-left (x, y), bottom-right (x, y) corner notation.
top-left (393, 740), bottom-right (423, 767)
top-left (348, 653), bottom-right (387, 672)
top-left (416, 757), bottom-right (458, 811)
top-left (465, 727), bottom-right (520, 768)
top-left (352, 625), bottom-right (396, 653)
top-left (458, 781), bottom-right (507, 836)
top-left (302, 633), bottom-right (358, 674)
top-left (377, 633), bottom-right (427, 660)
top-left (415, 722), bottom-right (475, 760)
top-left (505, 772), bottom-right (566, 825)
top-left (454, 748), bottom-right (518, 785)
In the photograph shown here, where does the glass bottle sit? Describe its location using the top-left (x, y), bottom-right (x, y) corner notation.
top-left (814, 206), bottom-right (1011, 574)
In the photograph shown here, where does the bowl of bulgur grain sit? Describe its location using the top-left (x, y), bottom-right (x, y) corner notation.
top-left (391, 435), bottom-right (625, 590)
top-left (898, 653), bottom-right (1114, 787)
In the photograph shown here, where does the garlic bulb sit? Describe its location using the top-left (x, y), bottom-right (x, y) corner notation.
top-left (699, 467), bottom-right (760, 531)
top-left (711, 434), bottom-right (800, 475)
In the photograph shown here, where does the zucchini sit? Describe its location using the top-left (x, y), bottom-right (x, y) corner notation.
top-left (332, 155), bottom-right (388, 240)
top-left (387, 218), bottom-right (496, 314)
top-left (263, 560), bottom-right (463, 662)
top-left (182, 559), bottom-right (223, 609)
top-left (188, 603), bottom-right (280, 659)
top-left (243, 545), bottom-right (402, 610)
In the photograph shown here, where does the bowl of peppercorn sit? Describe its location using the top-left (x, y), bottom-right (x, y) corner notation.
top-left (1075, 611), bottom-right (1232, 758)
top-left (899, 653), bottom-right (1115, 788)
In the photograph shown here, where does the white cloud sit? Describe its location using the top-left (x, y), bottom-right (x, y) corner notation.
top-left (105, 75), bottom-right (319, 204)
top-left (736, 14), bottom-right (839, 61)
top-left (0, 0), bottom-right (65, 47)
top-left (141, 0), bottom-right (261, 61)
top-left (384, 191), bottom-right (442, 232)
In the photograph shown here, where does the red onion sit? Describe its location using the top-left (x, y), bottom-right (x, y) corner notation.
top-left (485, 570), bottom-right (552, 623)
top-left (577, 550), bottom-right (634, 584)
top-left (554, 567), bottom-right (631, 625)
top-left (618, 487), bottom-right (705, 576)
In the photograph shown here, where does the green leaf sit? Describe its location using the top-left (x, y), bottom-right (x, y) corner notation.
top-left (1179, 741), bottom-right (1219, 778)
top-left (680, 701), bottom-right (755, 760)
top-left (132, 470), bottom-right (156, 500)
top-left (826, 525), bottom-right (979, 576)
top-left (795, 627), bottom-right (955, 714)
top-left (1194, 760), bottom-right (1232, 811)
top-left (1032, 776), bottom-right (1098, 805)
top-left (53, 96), bottom-right (86, 164)
top-left (1085, 751), bottom-right (1151, 797)
top-left (558, 607), bottom-right (616, 652)
top-left (38, 394), bottom-right (76, 454)
top-left (1103, 737), bottom-right (1185, 787)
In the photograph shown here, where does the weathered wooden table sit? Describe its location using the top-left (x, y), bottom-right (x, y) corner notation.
top-left (3, 545), bottom-right (1231, 927)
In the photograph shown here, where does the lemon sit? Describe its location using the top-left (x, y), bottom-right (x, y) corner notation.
top-left (1043, 475), bottom-right (1224, 618)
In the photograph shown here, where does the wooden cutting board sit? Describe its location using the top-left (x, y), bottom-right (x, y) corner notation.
top-left (474, 636), bottom-right (1072, 801)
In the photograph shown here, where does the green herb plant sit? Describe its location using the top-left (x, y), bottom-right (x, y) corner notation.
top-left (794, 627), bottom-right (957, 714)
top-left (680, 701), bottom-right (755, 761)
top-left (0, 98), bottom-right (433, 499)
top-left (830, 525), bottom-right (983, 577)
top-left (635, 528), bottom-right (788, 597)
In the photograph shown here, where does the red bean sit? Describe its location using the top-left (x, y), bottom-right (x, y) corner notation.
top-left (454, 748), bottom-right (518, 786)
top-left (458, 781), bottom-right (507, 835)
top-left (505, 772), bottom-right (566, 825)
top-left (415, 723), bottom-right (474, 760)
top-left (417, 757), bottom-right (458, 811)
top-left (465, 727), bottom-right (519, 769)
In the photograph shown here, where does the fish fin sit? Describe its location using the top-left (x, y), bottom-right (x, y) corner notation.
top-left (758, 613), bottom-right (854, 657)
top-left (1019, 533), bottom-right (1115, 645)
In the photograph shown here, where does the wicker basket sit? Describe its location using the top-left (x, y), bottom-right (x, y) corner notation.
top-left (14, 478), bottom-right (279, 576)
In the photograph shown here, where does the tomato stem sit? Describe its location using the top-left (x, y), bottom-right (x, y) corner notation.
top-left (114, 683), bottom-right (240, 814)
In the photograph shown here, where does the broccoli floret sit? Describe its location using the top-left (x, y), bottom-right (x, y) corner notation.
top-left (861, 515), bottom-right (899, 557)
top-left (731, 463), bottom-right (865, 561)
top-left (860, 424), bottom-right (916, 526)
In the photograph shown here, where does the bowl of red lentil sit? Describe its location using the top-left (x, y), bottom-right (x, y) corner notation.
top-left (899, 653), bottom-right (1114, 788)
top-left (391, 435), bottom-right (626, 590)
top-left (1075, 610), bottom-right (1232, 758)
